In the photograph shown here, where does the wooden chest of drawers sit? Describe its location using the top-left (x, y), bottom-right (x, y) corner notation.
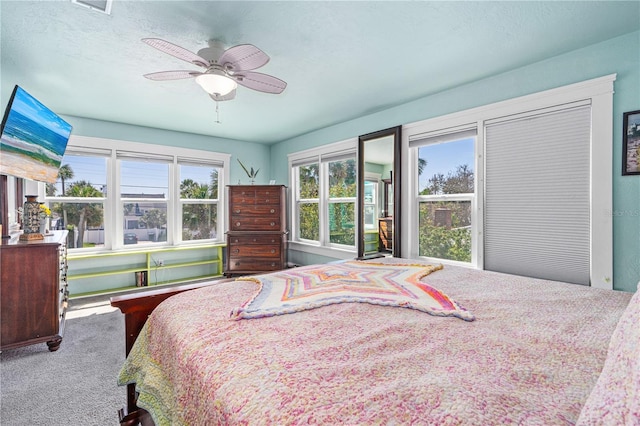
top-left (1, 230), bottom-right (68, 352)
top-left (226, 185), bottom-right (287, 276)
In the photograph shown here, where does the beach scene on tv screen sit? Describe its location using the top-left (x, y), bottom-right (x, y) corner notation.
top-left (0, 86), bottom-right (72, 183)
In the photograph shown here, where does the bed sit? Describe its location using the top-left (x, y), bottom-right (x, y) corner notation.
top-left (110, 258), bottom-right (639, 425)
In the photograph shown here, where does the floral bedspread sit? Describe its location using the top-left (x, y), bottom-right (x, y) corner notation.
top-left (576, 283), bottom-right (640, 425)
top-left (118, 261), bottom-right (632, 425)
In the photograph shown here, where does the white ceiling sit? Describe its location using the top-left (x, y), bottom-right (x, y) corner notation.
top-left (1, 1), bottom-right (639, 145)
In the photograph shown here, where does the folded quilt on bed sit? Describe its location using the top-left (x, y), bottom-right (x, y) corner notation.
top-left (230, 261), bottom-right (474, 321)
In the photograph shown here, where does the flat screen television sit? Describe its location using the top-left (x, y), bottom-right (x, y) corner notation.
top-left (0, 85), bottom-right (72, 183)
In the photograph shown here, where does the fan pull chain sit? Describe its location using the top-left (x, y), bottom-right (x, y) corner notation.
top-left (215, 101), bottom-right (221, 124)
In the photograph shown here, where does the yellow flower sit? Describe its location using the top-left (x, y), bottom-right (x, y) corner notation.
top-left (40, 204), bottom-right (51, 217)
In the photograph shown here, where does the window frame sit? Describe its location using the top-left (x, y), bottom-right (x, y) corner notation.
top-left (118, 155), bottom-right (170, 247)
top-left (39, 136), bottom-right (230, 252)
top-left (402, 74), bottom-right (615, 288)
top-left (324, 157), bottom-right (357, 249)
top-left (289, 138), bottom-right (357, 259)
top-left (294, 161), bottom-right (321, 244)
top-left (177, 159), bottom-right (223, 243)
top-left (411, 129), bottom-right (478, 266)
top-left (363, 172), bottom-right (380, 231)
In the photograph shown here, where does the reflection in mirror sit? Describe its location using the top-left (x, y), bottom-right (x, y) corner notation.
top-left (357, 126), bottom-right (401, 258)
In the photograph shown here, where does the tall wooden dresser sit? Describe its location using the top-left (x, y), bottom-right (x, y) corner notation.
top-left (226, 185), bottom-right (287, 277)
top-left (1, 230), bottom-right (69, 352)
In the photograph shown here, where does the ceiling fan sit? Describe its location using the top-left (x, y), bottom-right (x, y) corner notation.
top-left (142, 38), bottom-right (287, 103)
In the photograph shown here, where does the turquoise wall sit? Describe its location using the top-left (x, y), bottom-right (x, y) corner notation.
top-left (54, 32), bottom-right (639, 292)
top-left (64, 115), bottom-right (272, 186)
top-left (271, 31), bottom-right (640, 293)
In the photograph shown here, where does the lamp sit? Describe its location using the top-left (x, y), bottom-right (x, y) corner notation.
top-left (195, 70), bottom-right (237, 96)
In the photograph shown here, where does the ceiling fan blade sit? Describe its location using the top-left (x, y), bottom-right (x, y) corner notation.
top-left (218, 44), bottom-right (270, 71)
top-left (142, 38), bottom-right (210, 68)
top-left (143, 70), bottom-right (202, 81)
top-left (209, 89), bottom-right (237, 102)
top-left (232, 71), bottom-right (287, 94)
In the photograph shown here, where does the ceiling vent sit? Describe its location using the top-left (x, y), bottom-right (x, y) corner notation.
top-left (71, 0), bottom-right (112, 15)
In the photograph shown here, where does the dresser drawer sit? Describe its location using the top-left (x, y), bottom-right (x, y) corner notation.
top-left (229, 188), bottom-right (281, 205)
top-left (230, 205), bottom-right (280, 216)
top-left (228, 244), bottom-right (281, 258)
top-left (230, 192), bottom-right (256, 205)
top-left (227, 258), bottom-right (283, 272)
top-left (230, 217), bottom-right (282, 231)
top-left (228, 234), bottom-right (282, 245)
top-left (255, 188), bottom-right (281, 204)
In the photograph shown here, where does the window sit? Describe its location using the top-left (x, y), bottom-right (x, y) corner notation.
top-left (46, 151), bottom-right (107, 249)
top-left (120, 156), bottom-right (169, 246)
top-left (327, 157), bottom-right (356, 246)
top-left (179, 161), bottom-right (221, 242)
top-left (412, 130), bottom-right (476, 263)
top-left (290, 140), bottom-right (357, 254)
top-left (405, 74), bottom-right (614, 288)
top-left (42, 136), bottom-right (229, 251)
top-left (363, 179), bottom-right (378, 230)
top-left (484, 103), bottom-right (591, 284)
top-left (296, 162), bottom-right (320, 242)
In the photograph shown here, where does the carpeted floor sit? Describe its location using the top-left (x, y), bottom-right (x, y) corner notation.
top-left (1, 295), bottom-right (126, 425)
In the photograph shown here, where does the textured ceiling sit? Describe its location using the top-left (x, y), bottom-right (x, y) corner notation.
top-left (1, 1), bottom-right (639, 144)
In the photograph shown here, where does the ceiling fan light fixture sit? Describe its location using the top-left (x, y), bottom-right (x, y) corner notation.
top-left (195, 71), bottom-right (237, 96)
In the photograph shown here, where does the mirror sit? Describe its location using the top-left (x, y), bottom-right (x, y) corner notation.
top-left (357, 126), bottom-right (401, 258)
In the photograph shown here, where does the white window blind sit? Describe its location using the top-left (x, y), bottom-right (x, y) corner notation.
top-left (484, 103), bottom-right (591, 285)
top-left (322, 149), bottom-right (356, 163)
top-left (177, 156), bottom-right (224, 168)
top-left (291, 155), bottom-right (319, 168)
top-left (116, 150), bottom-right (173, 162)
top-left (409, 123), bottom-right (477, 148)
top-left (65, 147), bottom-right (111, 157)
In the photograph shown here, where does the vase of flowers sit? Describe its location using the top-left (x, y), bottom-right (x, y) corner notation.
top-left (39, 204), bottom-right (51, 234)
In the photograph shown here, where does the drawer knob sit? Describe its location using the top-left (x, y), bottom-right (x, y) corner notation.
top-left (235, 209), bottom-right (241, 214)
top-left (252, 238), bottom-right (257, 242)
top-left (236, 222), bottom-right (241, 227)
top-left (265, 199), bottom-right (270, 203)
top-left (234, 239), bottom-right (239, 243)
top-left (233, 249), bottom-right (239, 254)
top-left (270, 209), bottom-right (275, 214)
top-left (270, 222), bottom-right (275, 226)
top-left (270, 249), bottom-right (275, 254)
top-left (271, 263), bottom-right (276, 267)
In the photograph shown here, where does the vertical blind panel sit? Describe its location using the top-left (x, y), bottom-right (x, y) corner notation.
top-left (484, 105), bottom-right (591, 285)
